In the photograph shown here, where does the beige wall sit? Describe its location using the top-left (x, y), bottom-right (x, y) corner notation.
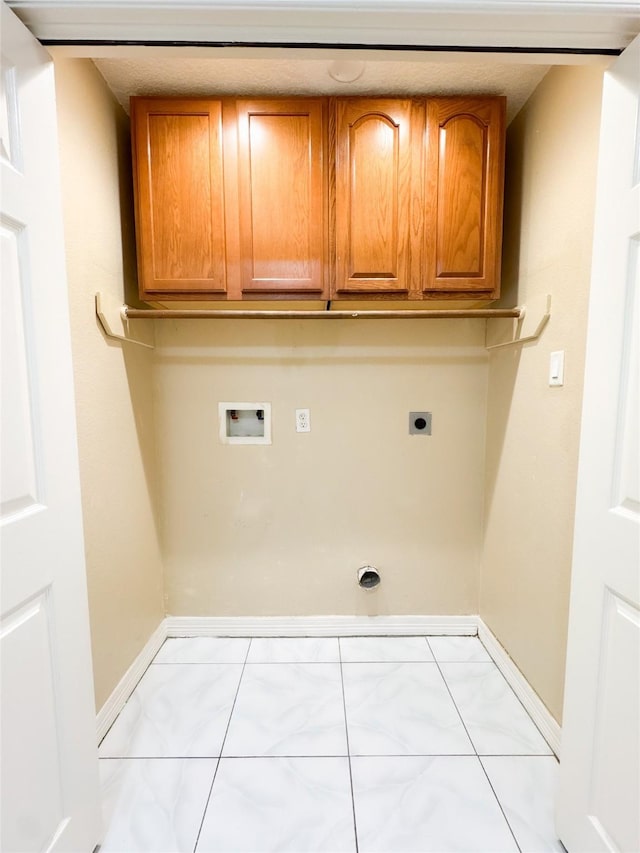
top-left (53, 58), bottom-right (165, 711)
top-left (53, 56), bottom-right (604, 721)
top-left (154, 319), bottom-right (488, 616)
top-left (481, 65), bottom-right (604, 723)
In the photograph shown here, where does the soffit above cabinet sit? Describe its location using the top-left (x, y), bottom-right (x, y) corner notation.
top-left (93, 55), bottom-right (549, 125)
top-left (7, 0), bottom-right (640, 51)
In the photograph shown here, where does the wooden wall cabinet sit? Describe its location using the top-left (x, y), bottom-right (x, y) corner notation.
top-left (131, 95), bottom-right (505, 303)
top-left (236, 99), bottom-right (327, 296)
top-left (131, 98), bottom-right (230, 299)
top-left (423, 97), bottom-right (506, 296)
top-left (334, 99), bottom-right (422, 295)
top-left (132, 96), bottom-right (328, 300)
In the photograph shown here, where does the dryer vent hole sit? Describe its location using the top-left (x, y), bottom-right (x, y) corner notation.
top-left (358, 566), bottom-right (381, 589)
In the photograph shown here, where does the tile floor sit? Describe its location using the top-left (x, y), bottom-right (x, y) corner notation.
top-left (98, 636), bottom-right (564, 853)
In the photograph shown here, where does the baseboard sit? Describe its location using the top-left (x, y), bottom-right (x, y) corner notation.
top-left (477, 618), bottom-right (562, 757)
top-left (95, 619), bottom-right (167, 744)
top-left (164, 614), bottom-right (479, 637)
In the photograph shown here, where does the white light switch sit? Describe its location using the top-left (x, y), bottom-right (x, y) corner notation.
top-left (549, 350), bottom-right (565, 386)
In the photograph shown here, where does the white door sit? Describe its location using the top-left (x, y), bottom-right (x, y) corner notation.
top-left (557, 34), bottom-right (640, 853)
top-left (0, 4), bottom-right (101, 852)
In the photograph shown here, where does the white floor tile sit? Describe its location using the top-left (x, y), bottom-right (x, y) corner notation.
top-left (154, 637), bottom-right (250, 664)
top-left (99, 664), bottom-right (243, 757)
top-left (222, 663), bottom-right (348, 756)
top-left (440, 663), bottom-right (553, 755)
top-left (340, 636), bottom-right (434, 663)
top-left (351, 756), bottom-right (518, 852)
top-left (99, 758), bottom-right (216, 853)
top-left (246, 637), bottom-right (339, 663)
top-left (196, 757), bottom-right (356, 852)
top-left (482, 756), bottom-right (564, 852)
top-left (98, 637), bottom-right (560, 853)
top-left (428, 636), bottom-right (492, 662)
top-left (342, 663), bottom-right (474, 755)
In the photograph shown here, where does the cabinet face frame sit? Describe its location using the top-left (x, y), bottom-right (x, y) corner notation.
top-left (333, 98), bottom-right (424, 297)
top-left (131, 97), bottom-right (232, 299)
top-left (235, 98), bottom-right (328, 296)
top-left (423, 96), bottom-right (506, 297)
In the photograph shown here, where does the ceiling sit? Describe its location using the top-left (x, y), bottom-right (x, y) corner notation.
top-left (94, 54), bottom-right (551, 125)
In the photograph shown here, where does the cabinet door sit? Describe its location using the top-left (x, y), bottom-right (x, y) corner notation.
top-left (335, 99), bottom-right (421, 294)
top-left (236, 99), bottom-right (327, 295)
top-left (131, 98), bottom-right (228, 298)
top-left (424, 97), bottom-right (505, 295)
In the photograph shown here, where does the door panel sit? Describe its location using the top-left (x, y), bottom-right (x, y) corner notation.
top-left (424, 97), bottom-right (505, 294)
top-left (588, 590), bottom-right (640, 852)
top-left (557, 34), bottom-right (640, 853)
top-left (349, 113), bottom-right (400, 277)
top-left (436, 114), bottom-right (486, 276)
top-left (0, 5), bottom-right (101, 851)
top-left (0, 216), bottom-right (41, 519)
top-left (335, 98), bottom-right (419, 293)
top-left (611, 235), bottom-right (639, 519)
top-left (1, 592), bottom-right (66, 853)
top-left (236, 99), bottom-right (326, 294)
top-left (131, 98), bottom-right (228, 296)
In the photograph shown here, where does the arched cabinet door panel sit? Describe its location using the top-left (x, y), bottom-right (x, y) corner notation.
top-left (424, 97), bottom-right (505, 296)
top-left (335, 99), bottom-right (423, 294)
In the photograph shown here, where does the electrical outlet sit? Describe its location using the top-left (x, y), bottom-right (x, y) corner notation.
top-left (296, 408), bottom-right (311, 432)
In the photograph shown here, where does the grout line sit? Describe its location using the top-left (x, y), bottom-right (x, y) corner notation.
top-left (478, 757), bottom-right (524, 853)
top-left (427, 639), bottom-right (522, 853)
top-left (192, 638), bottom-right (252, 853)
top-left (425, 638), bottom-right (479, 760)
top-left (151, 661), bottom-right (252, 665)
top-left (97, 752), bottom-right (555, 760)
top-left (236, 659), bottom-right (342, 665)
top-left (154, 659), bottom-right (449, 665)
top-left (339, 659), bottom-right (436, 665)
top-left (417, 659), bottom-right (494, 664)
top-left (338, 639), bottom-right (360, 853)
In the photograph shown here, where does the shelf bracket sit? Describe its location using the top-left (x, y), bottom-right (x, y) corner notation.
top-left (485, 294), bottom-right (551, 350)
top-left (95, 291), bottom-right (155, 350)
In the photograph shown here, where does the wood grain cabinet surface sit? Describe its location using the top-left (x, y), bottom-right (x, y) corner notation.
top-left (131, 98), bottom-right (230, 299)
top-left (236, 99), bottom-right (327, 296)
top-left (131, 95), bottom-right (505, 303)
top-left (334, 98), bottom-right (423, 295)
top-left (424, 97), bottom-right (506, 296)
